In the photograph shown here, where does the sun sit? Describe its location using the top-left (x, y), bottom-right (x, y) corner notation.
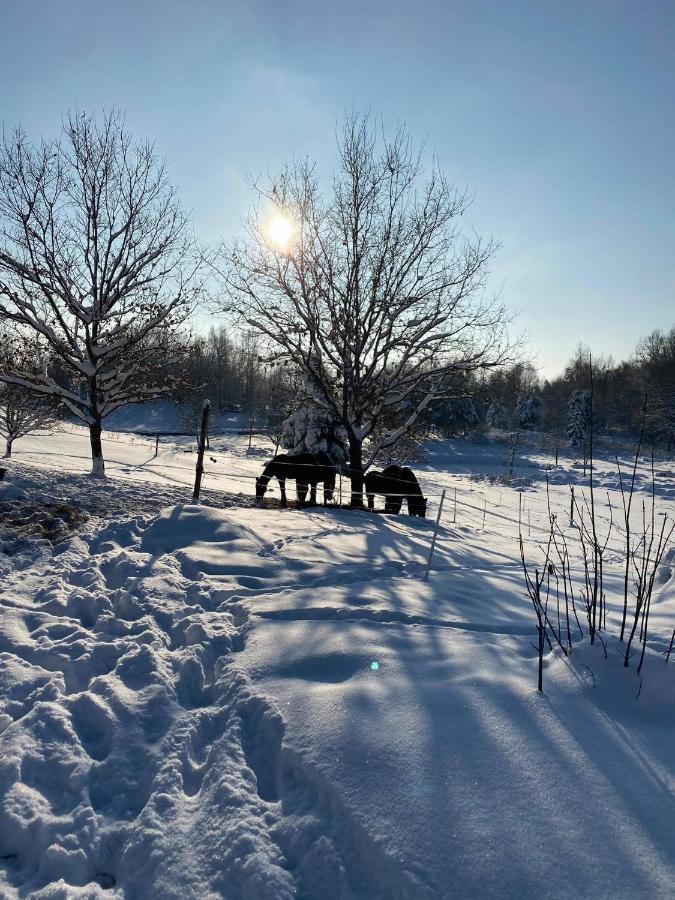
top-left (263, 212), bottom-right (295, 252)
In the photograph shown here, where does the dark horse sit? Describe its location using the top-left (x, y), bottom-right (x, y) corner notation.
top-left (255, 452), bottom-right (337, 506)
top-left (364, 465), bottom-right (427, 517)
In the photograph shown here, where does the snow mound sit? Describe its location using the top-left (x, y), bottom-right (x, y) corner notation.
top-left (140, 504), bottom-right (254, 555)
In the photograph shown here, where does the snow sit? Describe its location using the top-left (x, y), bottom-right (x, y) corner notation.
top-left (0, 426), bottom-right (674, 898)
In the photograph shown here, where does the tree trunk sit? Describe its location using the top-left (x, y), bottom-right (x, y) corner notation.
top-left (89, 420), bottom-right (105, 477)
top-left (349, 438), bottom-right (364, 507)
top-left (4, 438), bottom-right (12, 459)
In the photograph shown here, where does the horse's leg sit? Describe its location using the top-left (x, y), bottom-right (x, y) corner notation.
top-left (279, 478), bottom-right (287, 507)
top-left (366, 492), bottom-right (375, 510)
top-left (309, 482), bottom-right (317, 506)
top-left (297, 482), bottom-right (308, 505)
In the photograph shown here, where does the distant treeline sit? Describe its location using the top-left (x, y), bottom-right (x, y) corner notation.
top-left (38, 323), bottom-right (674, 452)
top-left (476, 327), bottom-right (675, 448)
top-left (172, 325), bottom-right (675, 449)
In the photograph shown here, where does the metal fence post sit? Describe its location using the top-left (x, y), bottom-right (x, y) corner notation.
top-left (424, 489), bottom-right (446, 581)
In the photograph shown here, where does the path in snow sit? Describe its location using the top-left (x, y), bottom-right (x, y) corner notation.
top-left (1, 495), bottom-right (443, 898)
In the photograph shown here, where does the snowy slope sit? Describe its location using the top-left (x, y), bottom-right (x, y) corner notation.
top-left (0, 431), bottom-right (674, 898)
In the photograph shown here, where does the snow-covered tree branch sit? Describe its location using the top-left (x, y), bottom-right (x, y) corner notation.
top-left (0, 110), bottom-right (204, 475)
top-left (219, 112), bottom-right (516, 503)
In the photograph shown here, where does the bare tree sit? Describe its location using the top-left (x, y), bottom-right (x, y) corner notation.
top-left (0, 328), bottom-right (61, 457)
top-left (221, 113), bottom-right (514, 504)
top-left (0, 110), bottom-right (203, 475)
top-left (0, 382), bottom-right (59, 458)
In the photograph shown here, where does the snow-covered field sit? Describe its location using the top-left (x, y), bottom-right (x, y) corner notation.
top-left (1, 422), bottom-right (674, 898)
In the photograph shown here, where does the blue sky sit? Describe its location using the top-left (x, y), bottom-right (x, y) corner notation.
top-left (2, 0), bottom-right (674, 376)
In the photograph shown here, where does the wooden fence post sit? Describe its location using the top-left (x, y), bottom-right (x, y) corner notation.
top-left (192, 400), bottom-right (211, 502)
top-left (154, 433), bottom-right (160, 458)
top-left (424, 489), bottom-right (446, 581)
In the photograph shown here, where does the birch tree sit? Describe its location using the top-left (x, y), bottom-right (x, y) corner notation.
top-left (0, 110), bottom-right (201, 475)
top-left (222, 113), bottom-right (513, 503)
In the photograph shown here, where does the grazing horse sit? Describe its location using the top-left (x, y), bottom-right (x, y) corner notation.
top-left (364, 465), bottom-right (427, 517)
top-left (255, 452), bottom-right (337, 506)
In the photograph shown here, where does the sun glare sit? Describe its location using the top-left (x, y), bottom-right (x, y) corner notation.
top-left (263, 212), bottom-right (295, 252)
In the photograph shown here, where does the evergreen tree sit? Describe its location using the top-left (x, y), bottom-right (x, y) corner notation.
top-left (516, 393), bottom-right (543, 430)
top-left (486, 400), bottom-right (511, 431)
top-left (432, 397), bottom-right (483, 436)
top-left (645, 391), bottom-right (675, 450)
top-left (567, 390), bottom-right (591, 452)
top-left (638, 328), bottom-right (675, 449)
top-left (281, 404), bottom-right (348, 464)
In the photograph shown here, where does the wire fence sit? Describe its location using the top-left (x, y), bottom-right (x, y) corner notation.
top-left (57, 422), bottom-right (674, 574)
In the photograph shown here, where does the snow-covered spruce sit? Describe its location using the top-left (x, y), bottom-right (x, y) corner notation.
top-left (281, 403), bottom-right (348, 465)
top-left (567, 389), bottom-right (591, 452)
top-left (486, 399), bottom-right (511, 431)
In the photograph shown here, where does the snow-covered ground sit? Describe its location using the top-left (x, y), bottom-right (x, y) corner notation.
top-left (1, 424), bottom-right (674, 898)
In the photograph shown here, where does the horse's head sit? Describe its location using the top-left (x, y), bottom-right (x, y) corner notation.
top-left (255, 476), bottom-right (268, 501)
top-left (411, 496), bottom-right (428, 518)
